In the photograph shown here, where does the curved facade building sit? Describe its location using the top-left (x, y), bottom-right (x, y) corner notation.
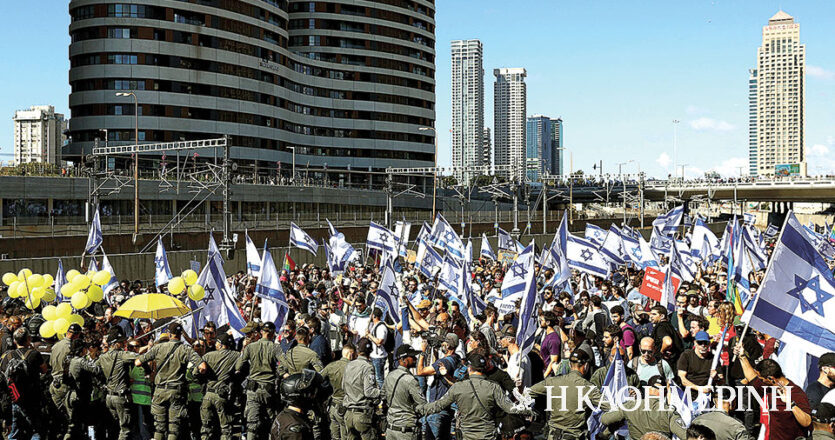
top-left (67, 0), bottom-right (436, 188)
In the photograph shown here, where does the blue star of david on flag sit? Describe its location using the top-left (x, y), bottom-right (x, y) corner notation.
top-left (510, 261), bottom-right (527, 278)
top-left (445, 230), bottom-right (457, 243)
top-left (580, 249), bottom-right (593, 262)
top-left (631, 246), bottom-right (642, 260)
top-left (789, 275), bottom-right (833, 317)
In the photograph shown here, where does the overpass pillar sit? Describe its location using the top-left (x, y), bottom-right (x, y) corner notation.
top-left (789, 202), bottom-right (794, 212)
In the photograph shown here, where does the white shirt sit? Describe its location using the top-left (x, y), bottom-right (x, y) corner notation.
top-left (506, 350), bottom-right (532, 388)
top-left (370, 322), bottom-right (388, 359)
top-left (348, 313), bottom-right (371, 341)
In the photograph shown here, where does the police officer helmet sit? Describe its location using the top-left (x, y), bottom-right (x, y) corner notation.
top-left (813, 403), bottom-right (835, 424)
top-left (280, 369), bottom-right (326, 407)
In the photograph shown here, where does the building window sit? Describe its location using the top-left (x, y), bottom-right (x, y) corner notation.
top-left (108, 28), bottom-right (132, 39)
top-left (109, 54), bottom-right (138, 64)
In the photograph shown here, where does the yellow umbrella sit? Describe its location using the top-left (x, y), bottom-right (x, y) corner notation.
top-left (114, 293), bottom-right (190, 320)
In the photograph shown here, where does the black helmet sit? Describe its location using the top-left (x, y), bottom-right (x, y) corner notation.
top-left (280, 369), bottom-right (328, 406)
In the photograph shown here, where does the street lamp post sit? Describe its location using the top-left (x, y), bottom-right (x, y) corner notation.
top-left (618, 160), bottom-right (634, 226)
top-left (116, 92), bottom-right (139, 243)
top-left (672, 119), bottom-right (679, 181)
top-left (419, 127), bottom-right (437, 218)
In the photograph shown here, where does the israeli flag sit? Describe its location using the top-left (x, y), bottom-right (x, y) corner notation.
top-left (539, 244), bottom-right (553, 269)
top-left (599, 226), bottom-right (627, 266)
top-left (55, 259), bottom-right (67, 301)
top-left (191, 236), bottom-right (246, 339)
top-left (742, 226), bottom-right (768, 271)
top-left (101, 251), bottom-right (118, 302)
top-left (88, 257), bottom-right (99, 273)
top-left (154, 238), bottom-right (173, 289)
top-left (691, 218), bottom-right (720, 262)
top-left (501, 243), bottom-right (534, 300)
top-left (547, 212), bottom-right (572, 290)
top-left (394, 221), bottom-right (412, 257)
top-left (746, 212), bottom-right (835, 357)
top-left (650, 225), bottom-right (673, 255)
top-left (661, 247), bottom-right (681, 313)
top-left (367, 221), bottom-right (398, 254)
top-left (673, 242), bottom-right (696, 283)
top-left (376, 261), bottom-right (402, 324)
top-left (566, 235), bottom-right (611, 279)
top-left (245, 231), bottom-right (262, 278)
top-left (480, 233), bottom-right (496, 260)
top-left (464, 262), bottom-right (486, 315)
top-left (417, 239), bottom-right (443, 278)
top-left (497, 227), bottom-right (514, 251)
top-left (438, 256), bottom-right (462, 297)
top-left (720, 221), bottom-right (734, 265)
top-left (765, 224), bottom-right (780, 238)
top-left (653, 205), bottom-right (684, 236)
top-left (84, 208), bottom-right (103, 255)
top-left (257, 247), bottom-right (289, 329)
top-left (514, 240), bottom-right (526, 254)
top-left (588, 350), bottom-right (632, 439)
top-left (516, 240), bottom-right (541, 359)
top-left (290, 222), bottom-right (318, 256)
top-left (584, 223), bottom-right (607, 246)
top-left (416, 221), bottom-right (432, 245)
top-left (622, 233), bottom-right (659, 268)
top-left (326, 218), bottom-right (338, 236)
top-left (429, 214), bottom-right (465, 260)
top-left (803, 224), bottom-right (835, 260)
top-left (327, 230), bottom-right (357, 275)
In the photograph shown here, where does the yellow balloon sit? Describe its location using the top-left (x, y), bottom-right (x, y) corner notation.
top-left (17, 269), bottom-right (32, 281)
top-left (7, 281), bottom-right (20, 298)
top-left (182, 270), bottom-right (198, 286)
top-left (43, 289), bottom-right (56, 302)
top-left (2, 273), bottom-right (17, 286)
top-left (87, 284), bottom-right (104, 302)
top-left (56, 302), bottom-right (73, 320)
top-left (71, 291), bottom-right (90, 310)
top-left (39, 321), bottom-right (56, 339)
top-left (16, 282), bottom-right (29, 298)
top-left (42, 274), bottom-right (54, 288)
top-left (92, 271), bottom-right (111, 286)
top-left (69, 314), bottom-right (84, 327)
top-left (168, 277), bottom-right (186, 295)
top-left (24, 296), bottom-right (40, 310)
top-left (60, 283), bottom-right (78, 297)
top-left (27, 274), bottom-right (44, 288)
top-left (187, 284), bottom-right (206, 301)
top-left (53, 317), bottom-right (70, 335)
top-left (31, 287), bottom-right (46, 300)
top-left (72, 274), bottom-right (91, 290)
top-left (65, 269), bottom-right (80, 283)
top-left (42, 304), bottom-right (58, 321)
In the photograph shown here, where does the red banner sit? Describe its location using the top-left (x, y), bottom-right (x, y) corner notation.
top-left (639, 267), bottom-right (679, 302)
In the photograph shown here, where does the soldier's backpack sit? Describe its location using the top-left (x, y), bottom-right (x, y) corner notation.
top-left (2, 349), bottom-right (31, 402)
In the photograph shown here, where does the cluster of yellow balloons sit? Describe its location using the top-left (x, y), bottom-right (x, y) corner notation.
top-left (62, 268), bottom-right (111, 310)
top-left (3, 269), bottom-right (57, 310)
top-left (168, 269), bottom-right (205, 301)
top-left (39, 303), bottom-right (84, 339)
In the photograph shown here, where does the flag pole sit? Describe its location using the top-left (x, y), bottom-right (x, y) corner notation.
top-left (732, 213), bottom-right (791, 362)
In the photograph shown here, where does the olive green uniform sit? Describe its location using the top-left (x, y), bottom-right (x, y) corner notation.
top-left (97, 348), bottom-right (139, 440)
top-left (278, 344), bottom-right (324, 377)
top-left (529, 370), bottom-right (609, 440)
top-left (198, 348), bottom-right (240, 440)
top-left (273, 408), bottom-right (313, 440)
top-left (692, 410), bottom-right (754, 440)
top-left (235, 337), bottom-right (281, 440)
top-left (421, 374), bottom-right (530, 440)
top-left (137, 340), bottom-right (203, 440)
top-left (600, 396), bottom-right (688, 440)
top-left (812, 430), bottom-right (835, 440)
top-left (64, 355), bottom-right (103, 440)
top-left (49, 338), bottom-right (72, 420)
top-left (342, 355), bottom-right (381, 440)
top-left (383, 366), bottom-right (426, 440)
top-left (321, 357), bottom-right (349, 440)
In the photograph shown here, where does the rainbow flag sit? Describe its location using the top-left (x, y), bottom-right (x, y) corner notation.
top-left (283, 253), bottom-right (296, 272)
top-left (828, 224), bottom-right (835, 244)
top-left (726, 219), bottom-right (744, 315)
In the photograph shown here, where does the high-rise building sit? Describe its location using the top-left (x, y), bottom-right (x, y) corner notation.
top-left (748, 69), bottom-right (758, 176)
top-left (750, 11), bottom-right (806, 176)
top-left (525, 115), bottom-right (552, 182)
top-left (13, 105), bottom-right (67, 166)
top-left (550, 117), bottom-right (564, 176)
top-left (67, 1), bottom-right (436, 188)
top-left (493, 68), bottom-right (526, 181)
top-left (451, 39), bottom-right (483, 184)
top-left (482, 127), bottom-right (492, 168)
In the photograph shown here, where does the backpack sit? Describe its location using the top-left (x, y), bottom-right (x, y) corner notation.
top-left (2, 349), bottom-right (31, 402)
top-left (375, 323), bottom-right (395, 353)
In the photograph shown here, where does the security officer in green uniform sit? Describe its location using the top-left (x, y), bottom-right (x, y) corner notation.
top-left (342, 338), bottom-right (381, 440)
top-left (811, 403), bottom-right (835, 440)
top-left (197, 333), bottom-right (240, 440)
top-left (384, 345), bottom-right (426, 440)
top-left (273, 369), bottom-right (331, 440)
top-left (135, 322), bottom-right (206, 440)
top-left (278, 326), bottom-right (324, 377)
top-left (97, 327), bottom-right (139, 440)
top-left (49, 323), bottom-right (82, 431)
top-left (185, 339), bottom-right (207, 440)
top-left (64, 338), bottom-right (103, 440)
top-left (600, 375), bottom-right (688, 440)
top-left (529, 348), bottom-right (609, 440)
top-left (420, 352), bottom-right (531, 440)
top-left (321, 343), bottom-right (356, 440)
top-left (235, 321), bottom-right (282, 440)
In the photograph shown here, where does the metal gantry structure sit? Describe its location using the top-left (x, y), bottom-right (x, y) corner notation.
top-left (88, 137), bottom-right (235, 256)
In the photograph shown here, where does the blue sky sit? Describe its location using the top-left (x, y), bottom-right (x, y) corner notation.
top-left (0, 1), bottom-right (833, 177)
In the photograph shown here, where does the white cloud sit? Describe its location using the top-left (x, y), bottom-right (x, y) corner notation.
top-left (707, 157), bottom-right (748, 177)
top-left (656, 152), bottom-right (672, 169)
top-left (810, 144), bottom-right (830, 156)
top-left (808, 65), bottom-right (835, 80)
top-left (689, 117), bottom-right (734, 132)
top-left (685, 105), bottom-right (708, 115)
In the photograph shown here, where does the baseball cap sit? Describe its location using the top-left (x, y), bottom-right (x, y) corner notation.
top-left (647, 375), bottom-right (666, 387)
top-left (444, 333), bottom-right (460, 348)
top-left (67, 323), bottom-right (83, 334)
top-left (216, 333), bottom-right (234, 348)
top-left (417, 299), bottom-right (432, 310)
top-left (694, 331), bottom-right (710, 342)
top-left (498, 324), bottom-right (516, 340)
top-left (241, 321), bottom-right (261, 334)
top-left (395, 345), bottom-right (421, 360)
top-left (813, 403), bottom-right (835, 424)
top-left (820, 352), bottom-right (835, 368)
top-left (569, 348), bottom-right (591, 364)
